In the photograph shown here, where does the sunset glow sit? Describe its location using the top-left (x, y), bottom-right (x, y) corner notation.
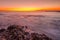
top-left (0, 7), bottom-right (60, 12)
top-left (9, 8), bottom-right (40, 11)
top-left (0, 8), bottom-right (40, 11)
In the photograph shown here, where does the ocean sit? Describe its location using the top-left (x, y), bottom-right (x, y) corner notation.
top-left (0, 12), bottom-right (60, 40)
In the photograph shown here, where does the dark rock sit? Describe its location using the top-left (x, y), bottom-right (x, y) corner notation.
top-left (0, 25), bottom-right (52, 40)
top-left (0, 29), bottom-right (5, 33)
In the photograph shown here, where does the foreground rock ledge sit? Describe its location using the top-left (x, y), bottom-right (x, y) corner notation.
top-left (0, 25), bottom-right (52, 40)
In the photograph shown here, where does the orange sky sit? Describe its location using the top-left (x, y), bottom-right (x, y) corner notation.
top-left (0, 7), bottom-right (60, 12)
top-left (0, 0), bottom-right (60, 12)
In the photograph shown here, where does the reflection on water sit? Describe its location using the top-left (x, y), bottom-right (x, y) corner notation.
top-left (0, 12), bottom-right (60, 40)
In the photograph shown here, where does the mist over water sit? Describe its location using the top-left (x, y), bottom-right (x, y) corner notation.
top-left (0, 12), bottom-right (60, 40)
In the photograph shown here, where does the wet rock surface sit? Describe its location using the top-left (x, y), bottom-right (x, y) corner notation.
top-left (0, 25), bottom-right (52, 40)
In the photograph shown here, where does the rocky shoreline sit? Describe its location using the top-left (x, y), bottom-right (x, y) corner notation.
top-left (0, 25), bottom-right (52, 40)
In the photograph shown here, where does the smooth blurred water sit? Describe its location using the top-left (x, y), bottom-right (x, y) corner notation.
top-left (0, 12), bottom-right (60, 40)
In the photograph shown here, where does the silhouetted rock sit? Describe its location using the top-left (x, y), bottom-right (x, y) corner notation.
top-left (7, 25), bottom-right (17, 31)
top-left (0, 25), bottom-right (52, 40)
top-left (0, 29), bottom-right (5, 33)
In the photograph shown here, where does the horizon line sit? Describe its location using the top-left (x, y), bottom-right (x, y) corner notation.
top-left (0, 7), bottom-right (60, 12)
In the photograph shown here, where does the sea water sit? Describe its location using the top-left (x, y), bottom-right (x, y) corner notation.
top-left (0, 12), bottom-right (60, 40)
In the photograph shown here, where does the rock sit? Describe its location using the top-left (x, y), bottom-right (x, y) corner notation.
top-left (0, 29), bottom-right (5, 33)
top-left (0, 25), bottom-right (52, 40)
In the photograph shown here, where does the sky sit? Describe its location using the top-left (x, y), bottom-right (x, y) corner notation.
top-left (0, 0), bottom-right (60, 11)
top-left (0, 0), bottom-right (60, 8)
